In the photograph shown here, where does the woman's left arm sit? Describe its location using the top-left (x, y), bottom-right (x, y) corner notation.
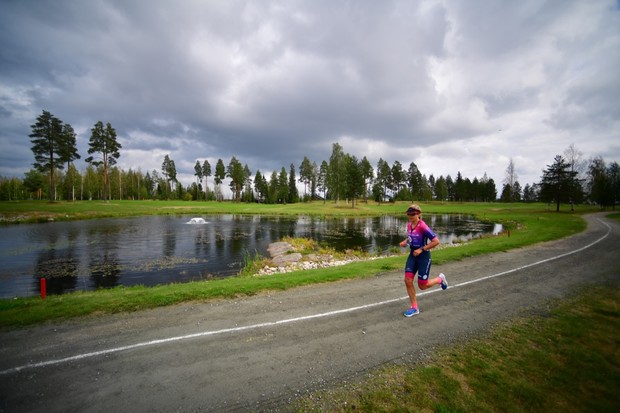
top-left (423, 236), bottom-right (440, 251)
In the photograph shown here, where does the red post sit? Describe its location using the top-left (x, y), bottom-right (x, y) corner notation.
top-left (40, 278), bottom-right (46, 299)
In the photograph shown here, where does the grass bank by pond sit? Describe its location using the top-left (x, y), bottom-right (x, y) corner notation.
top-left (0, 199), bottom-right (426, 223)
top-left (0, 201), bottom-right (601, 327)
top-left (0, 199), bottom-right (596, 223)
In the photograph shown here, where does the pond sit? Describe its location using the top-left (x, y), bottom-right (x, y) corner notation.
top-left (0, 214), bottom-right (502, 298)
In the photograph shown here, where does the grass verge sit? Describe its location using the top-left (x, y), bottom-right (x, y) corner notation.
top-left (293, 286), bottom-right (620, 412)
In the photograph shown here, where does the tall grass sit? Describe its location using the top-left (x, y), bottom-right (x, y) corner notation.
top-left (238, 249), bottom-right (269, 277)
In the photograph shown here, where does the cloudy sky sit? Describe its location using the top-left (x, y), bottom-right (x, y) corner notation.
top-left (1, 0), bottom-right (619, 193)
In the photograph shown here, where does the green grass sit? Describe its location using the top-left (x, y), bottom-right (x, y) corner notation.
top-left (607, 212), bottom-right (620, 222)
top-left (0, 199), bottom-right (411, 223)
top-left (0, 200), bottom-right (601, 327)
top-left (0, 199), bottom-right (598, 223)
top-left (293, 286), bottom-right (620, 413)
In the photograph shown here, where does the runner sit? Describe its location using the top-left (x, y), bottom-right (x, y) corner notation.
top-left (399, 204), bottom-right (447, 317)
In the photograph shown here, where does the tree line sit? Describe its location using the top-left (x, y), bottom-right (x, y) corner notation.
top-left (0, 110), bottom-right (618, 210)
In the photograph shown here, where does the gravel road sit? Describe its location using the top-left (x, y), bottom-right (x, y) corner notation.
top-left (1, 213), bottom-right (618, 412)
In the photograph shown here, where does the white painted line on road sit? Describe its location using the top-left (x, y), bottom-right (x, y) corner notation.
top-left (0, 219), bottom-right (611, 376)
top-left (1, 298), bottom-right (405, 376)
top-left (455, 219), bottom-right (612, 288)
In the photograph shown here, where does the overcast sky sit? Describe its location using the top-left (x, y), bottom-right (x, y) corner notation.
top-left (1, 0), bottom-right (619, 193)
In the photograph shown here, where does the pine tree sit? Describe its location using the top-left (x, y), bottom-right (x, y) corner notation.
top-left (194, 160), bottom-right (203, 200)
top-left (29, 110), bottom-right (65, 201)
top-left (226, 156), bottom-right (244, 201)
top-left (587, 157), bottom-right (611, 209)
top-left (540, 155), bottom-right (578, 212)
top-left (59, 123), bottom-right (80, 200)
top-left (299, 156), bottom-right (313, 197)
top-left (85, 121), bottom-right (121, 201)
top-left (360, 157), bottom-right (373, 203)
top-left (328, 143), bottom-right (345, 202)
top-left (158, 155), bottom-right (178, 199)
top-left (288, 163), bottom-right (298, 203)
top-left (202, 160), bottom-right (211, 200)
top-left (278, 167), bottom-right (289, 204)
top-left (214, 159), bottom-right (226, 201)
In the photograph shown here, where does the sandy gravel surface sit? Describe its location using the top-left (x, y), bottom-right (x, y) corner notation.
top-left (1, 213), bottom-right (618, 412)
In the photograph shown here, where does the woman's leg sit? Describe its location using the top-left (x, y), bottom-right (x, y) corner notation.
top-left (416, 252), bottom-right (444, 290)
top-left (418, 276), bottom-right (442, 290)
top-left (404, 274), bottom-right (418, 309)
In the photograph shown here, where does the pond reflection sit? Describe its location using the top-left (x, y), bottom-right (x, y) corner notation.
top-left (0, 214), bottom-right (501, 298)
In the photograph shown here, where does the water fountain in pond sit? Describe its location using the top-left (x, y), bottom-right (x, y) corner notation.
top-left (186, 217), bottom-right (208, 224)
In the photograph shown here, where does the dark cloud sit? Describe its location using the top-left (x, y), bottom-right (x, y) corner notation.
top-left (0, 0), bottom-right (618, 190)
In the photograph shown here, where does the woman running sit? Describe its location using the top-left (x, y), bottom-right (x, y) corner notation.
top-left (399, 204), bottom-right (448, 317)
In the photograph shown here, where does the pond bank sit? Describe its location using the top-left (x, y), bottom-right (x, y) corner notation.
top-left (257, 240), bottom-right (469, 276)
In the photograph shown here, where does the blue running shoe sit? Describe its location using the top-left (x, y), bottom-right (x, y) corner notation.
top-left (404, 307), bottom-right (419, 317)
top-left (439, 273), bottom-right (448, 290)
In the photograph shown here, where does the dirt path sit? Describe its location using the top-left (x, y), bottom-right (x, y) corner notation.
top-left (1, 213), bottom-right (618, 412)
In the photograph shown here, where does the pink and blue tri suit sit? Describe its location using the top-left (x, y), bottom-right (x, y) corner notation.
top-left (404, 219), bottom-right (437, 283)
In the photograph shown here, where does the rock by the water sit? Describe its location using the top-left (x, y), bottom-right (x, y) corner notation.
top-left (271, 252), bottom-right (303, 267)
top-left (267, 242), bottom-right (294, 257)
top-left (261, 240), bottom-right (363, 275)
top-left (266, 241), bottom-right (303, 267)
